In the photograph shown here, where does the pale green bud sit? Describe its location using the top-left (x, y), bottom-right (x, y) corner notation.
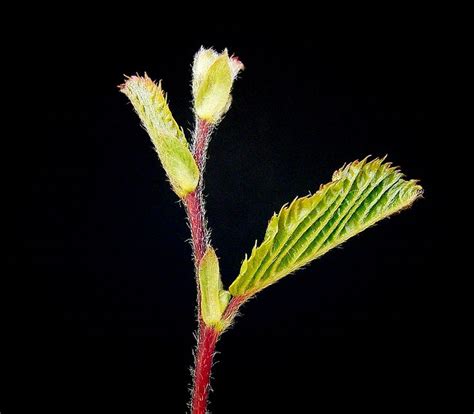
top-left (198, 247), bottom-right (231, 330)
top-left (192, 47), bottom-right (244, 124)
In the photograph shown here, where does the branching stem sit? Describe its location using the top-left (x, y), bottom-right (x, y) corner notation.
top-left (185, 118), bottom-right (216, 413)
top-left (186, 119), bottom-right (249, 413)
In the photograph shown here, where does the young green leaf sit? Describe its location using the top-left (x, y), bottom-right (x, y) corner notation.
top-left (199, 247), bottom-right (231, 330)
top-left (120, 75), bottom-right (199, 198)
top-left (229, 158), bottom-right (422, 297)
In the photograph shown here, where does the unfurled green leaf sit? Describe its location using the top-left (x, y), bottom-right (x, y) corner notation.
top-left (199, 247), bottom-right (231, 330)
top-left (120, 75), bottom-right (199, 198)
top-left (229, 158), bottom-right (422, 297)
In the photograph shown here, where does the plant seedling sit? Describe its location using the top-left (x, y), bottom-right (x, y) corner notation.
top-left (120, 47), bottom-right (422, 413)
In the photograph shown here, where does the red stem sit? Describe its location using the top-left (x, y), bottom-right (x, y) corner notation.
top-left (185, 191), bottom-right (207, 265)
top-left (222, 295), bottom-right (249, 320)
top-left (185, 119), bottom-right (211, 263)
top-left (190, 325), bottom-right (219, 414)
top-left (185, 119), bottom-right (212, 314)
top-left (186, 119), bottom-right (249, 413)
top-left (192, 119), bottom-right (211, 173)
top-left (184, 119), bottom-right (215, 413)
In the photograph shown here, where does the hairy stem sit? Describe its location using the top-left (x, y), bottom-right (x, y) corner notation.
top-left (186, 119), bottom-right (212, 264)
top-left (222, 295), bottom-right (248, 321)
top-left (185, 191), bottom-right (207, 267)
top-left (185, 119), bottom-right (212, 309)
top-left (186, 118), bottom-right (248, 413)
top-left (185, 119), bottom-right (214, 413)
top-left (192, 119), bottom-right (211, 174)
top-left (189, 296), bottom-right (246, 414)
top-left (190, 325), bottom-right (219, 414)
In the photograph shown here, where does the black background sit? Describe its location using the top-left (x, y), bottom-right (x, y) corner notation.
top-left (7, 19), bottom-right (445, 414)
